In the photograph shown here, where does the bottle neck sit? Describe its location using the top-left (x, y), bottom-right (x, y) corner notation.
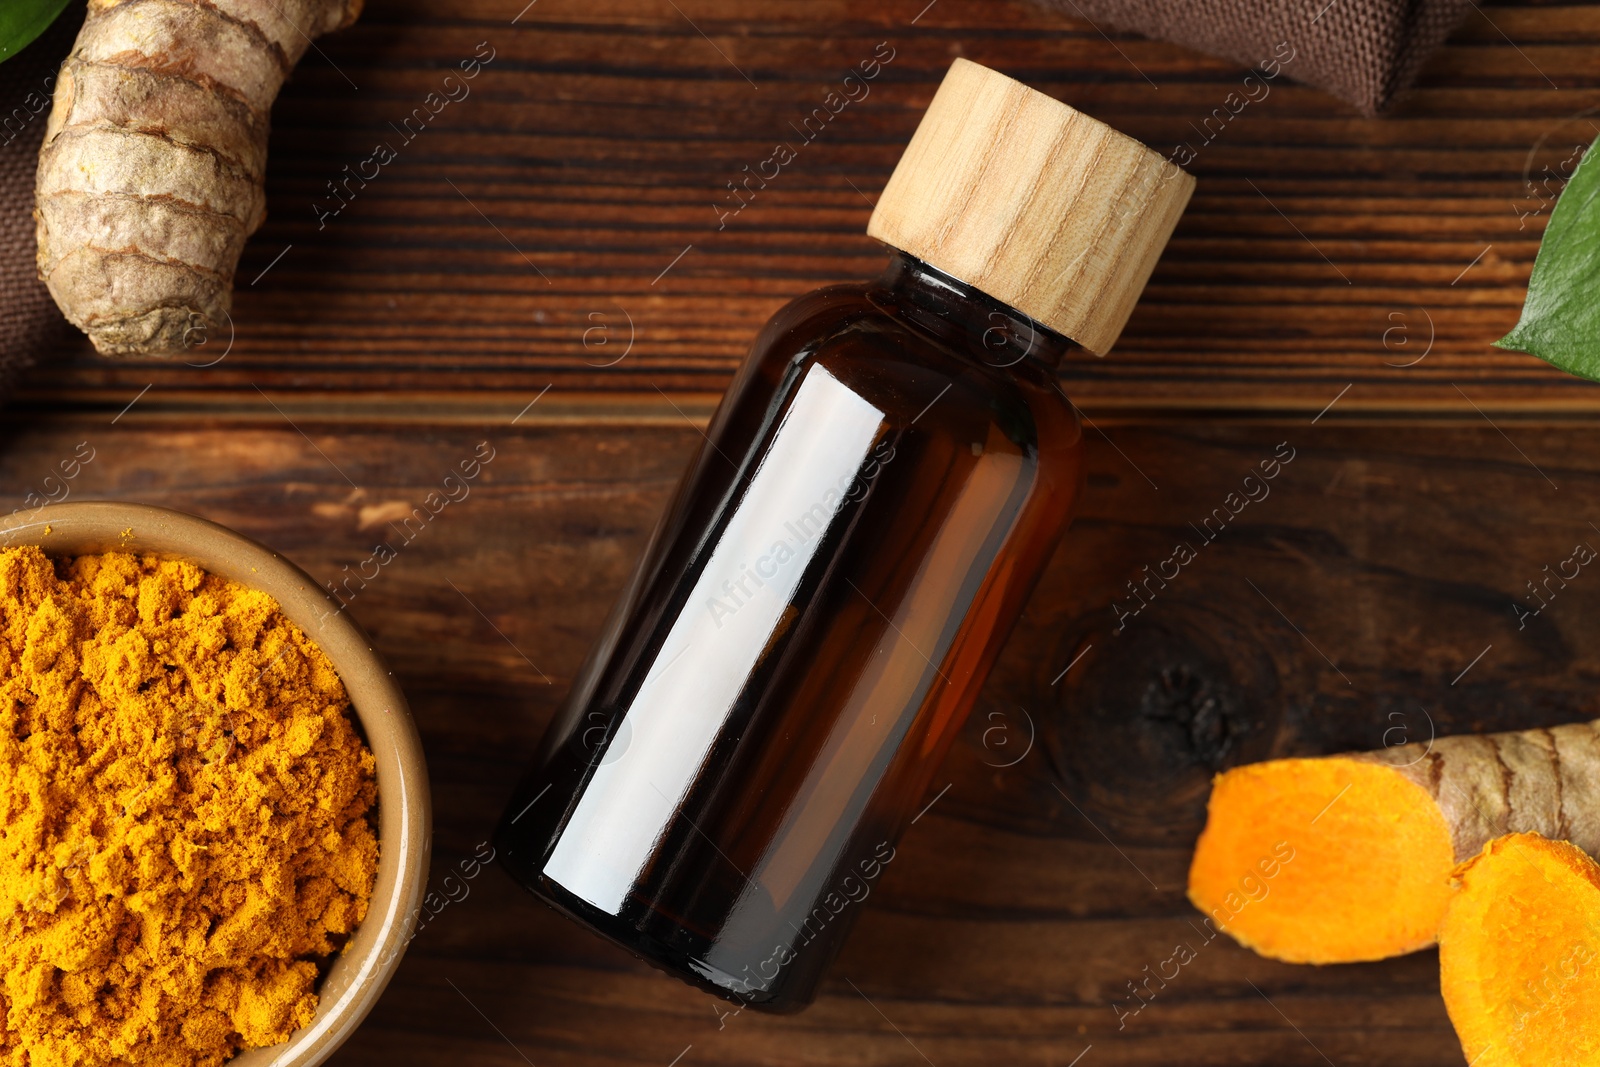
top-left (871, 250), bottom-right (1077, 373)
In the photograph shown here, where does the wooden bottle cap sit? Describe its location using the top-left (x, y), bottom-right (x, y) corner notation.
top-left (868, 58), bottom-right (1194, 357)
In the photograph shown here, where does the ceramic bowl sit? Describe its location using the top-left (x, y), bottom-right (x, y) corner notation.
top-left (0, 501), bottom-right (431, 1067)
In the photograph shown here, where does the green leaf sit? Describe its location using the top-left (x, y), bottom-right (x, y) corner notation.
top-left (0, 0), bottom-right (71, 64)
top-left (1496, 135), bottom-right (1600, 380)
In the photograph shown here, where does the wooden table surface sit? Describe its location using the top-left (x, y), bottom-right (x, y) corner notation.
top-left (8, 1), bottom-right (1600, 1064)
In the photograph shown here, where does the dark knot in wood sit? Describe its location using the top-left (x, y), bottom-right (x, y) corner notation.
top-left (1043, 601), bottom-right (1280, 847)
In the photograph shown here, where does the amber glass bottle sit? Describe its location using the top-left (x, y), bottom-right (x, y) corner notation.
top-left (496, 58), bottom-right (1193, 1012)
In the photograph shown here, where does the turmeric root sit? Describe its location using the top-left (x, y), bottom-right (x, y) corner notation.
top-left (1187, 719), bottom-right (1600, 963)
top-left (35, 0), bottom-right (362, 356)
top-left (1439, 833), bottom-right (1600, 1066)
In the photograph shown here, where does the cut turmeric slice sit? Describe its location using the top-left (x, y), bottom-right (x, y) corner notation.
top-left (1440, 833), bottom-right (1600, 1067)
top-left (1187, 719), bottom-right (1600, 964)
top-left (1187, 756), bottom-right (1454, 962)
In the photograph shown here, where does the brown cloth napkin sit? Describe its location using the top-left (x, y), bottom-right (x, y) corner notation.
top-left (0, 9), bottom-right (81, 398)
top-left (1037, 0), bottom-right (1474, 113)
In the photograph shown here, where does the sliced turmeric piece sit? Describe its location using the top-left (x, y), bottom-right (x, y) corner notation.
top-left (1187, 756), bottom-right (1454, 962)
top-left (1187, 719), bottom-right (1600, 964)
top-left (1440, 833), bottom-right (1600, 1067)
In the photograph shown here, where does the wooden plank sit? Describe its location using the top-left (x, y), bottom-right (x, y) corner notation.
top-left (2, 413), bottom-right (1593, 1065)
top-left (14, 0), bottom-right (1600, 416)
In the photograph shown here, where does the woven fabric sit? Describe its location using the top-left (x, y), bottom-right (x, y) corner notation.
top-left (1036, 0), bottom-right (1474, 113)
top-left (0, 11), bottom-right (79, 398)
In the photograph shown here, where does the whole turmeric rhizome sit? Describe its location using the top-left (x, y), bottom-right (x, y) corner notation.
top-left (0, 547), bottom-right (378, 1067)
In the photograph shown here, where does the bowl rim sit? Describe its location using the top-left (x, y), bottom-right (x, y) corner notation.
top-left (0, 501), bottom-right (431, 1067)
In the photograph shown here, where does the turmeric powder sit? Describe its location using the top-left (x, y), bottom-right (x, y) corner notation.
top-left (0, 546), bottom-right (378, 1066)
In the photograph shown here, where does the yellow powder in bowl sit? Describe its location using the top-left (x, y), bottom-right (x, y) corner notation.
top-left (0, 547), bottom-right (378, 1066)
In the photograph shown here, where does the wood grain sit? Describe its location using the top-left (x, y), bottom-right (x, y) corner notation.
top-left (5, 2), bottom-right (1597, 1063)
top-left (10, 0), bottom-right (1600, 416)
top-left (2, 413), bottom-right (1593, 1065)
